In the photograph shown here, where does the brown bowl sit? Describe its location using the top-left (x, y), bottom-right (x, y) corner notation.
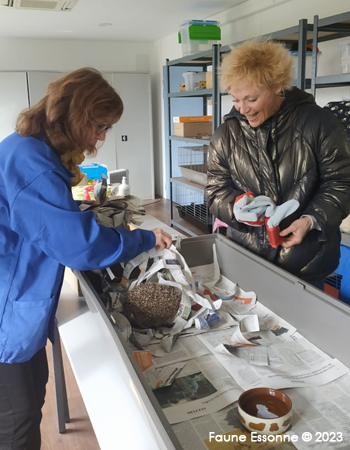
top-left (238, 387), bottom-right (292, 435)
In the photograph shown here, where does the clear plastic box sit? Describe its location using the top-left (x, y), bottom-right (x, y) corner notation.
top-left (338, 39), bottom-right (350, 74)
top-left (179, 20), bottom-right (221, 57)
top-left (182, 71), bottom-right (206, 91)
top-left (290, 51), bottom-right (320, 79)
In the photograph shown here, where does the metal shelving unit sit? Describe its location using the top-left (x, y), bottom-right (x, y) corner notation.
top-left (310, 12), bottom-right (350, 97)
top-left (164, 20), bottom-right (311, 236)
top-left (164, 45), bottom-right (221, 236)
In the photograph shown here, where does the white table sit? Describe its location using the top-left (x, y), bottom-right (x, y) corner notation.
top-left (55, 215), bottom-right (184, 449)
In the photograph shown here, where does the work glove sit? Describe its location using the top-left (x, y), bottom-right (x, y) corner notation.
top-left (241, 195), bottom-right (300, 247)
top-left (233, 192), bottom-right (265, 227)
top-left (233, 192), bottom-right (272, 227)
top-left (236, 194), bottom-right (276, 226)
top-left (264, 199), bottom-right (300, 248)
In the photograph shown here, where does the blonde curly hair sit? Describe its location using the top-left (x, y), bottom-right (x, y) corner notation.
top-left (219, 39), bottom-right (293, 93)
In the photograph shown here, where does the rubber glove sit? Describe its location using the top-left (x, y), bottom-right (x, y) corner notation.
top-left (233, 192), bottom-right (265, 226)
top-left (265, 199), bottom-right (300, 247)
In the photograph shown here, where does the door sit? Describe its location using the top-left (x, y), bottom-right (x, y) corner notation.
top-left (0, 72), bottom-right (29, 142)
top-left (112, 73), bottom-right (155, 200)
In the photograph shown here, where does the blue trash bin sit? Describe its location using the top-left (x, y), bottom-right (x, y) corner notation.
top-left (335, 244), bottom-right (350, 305)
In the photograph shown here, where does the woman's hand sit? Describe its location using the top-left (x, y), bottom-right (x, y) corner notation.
top-left (279, 217), bottom-right (312, 248)
top-left (152, 228), bottom-right (173, 251)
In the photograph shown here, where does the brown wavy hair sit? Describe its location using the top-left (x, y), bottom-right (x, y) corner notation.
top-left (219, 39), bottom-right (293, 93)
top-left (16, 68), bottom-right (123, 156)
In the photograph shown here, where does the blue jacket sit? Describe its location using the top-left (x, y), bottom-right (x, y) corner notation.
top-left (0, 133), bottom-right (156, 363)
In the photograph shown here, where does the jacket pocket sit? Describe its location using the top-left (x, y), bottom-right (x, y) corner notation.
top-left (2, 297), bottom-right (54, 363)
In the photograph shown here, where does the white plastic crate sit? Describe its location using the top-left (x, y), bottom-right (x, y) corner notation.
top-left (338, 39), bottom-right (350, 74)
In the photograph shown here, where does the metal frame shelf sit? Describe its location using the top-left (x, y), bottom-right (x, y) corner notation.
top-left (310, 11), bottom-right (350, 97)
top-left (169, 136), bottom-right (211, 144)
top-left (170, 177), bottom-right (205, 193)
top-left (168, 89), bottom-right (213, 98)
top-left (164, 44), bottom-right (221, 237)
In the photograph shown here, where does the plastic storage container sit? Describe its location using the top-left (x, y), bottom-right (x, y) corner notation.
top-left (179, 20), bottom-right (221, 57)
top-left (290, 50), bottom-right (321, 79)
top-left (338, 38), bottom-right (350, 73)
top-left (182, 71), bottom-right (206, 91)
top-left (79, 163), bottom-right (108, 181)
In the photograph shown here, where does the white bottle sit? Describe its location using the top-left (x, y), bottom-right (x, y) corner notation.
top-left (118, 176), bottom-right (130, 197)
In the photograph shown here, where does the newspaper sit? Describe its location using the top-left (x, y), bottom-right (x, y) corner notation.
top-left (171, 373), bottom-right (350, 450)
top-left (152, 354), bottom-right (243, 424)
top-left (132, 350), bottom-right (185, 389)
top-left (198, 330), bottom-right (349, 390)
top-left (148, 335), bottom-right (210, 367)
top-left (220, 298), bottom-right (297, 340)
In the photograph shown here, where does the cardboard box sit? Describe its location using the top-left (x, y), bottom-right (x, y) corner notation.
top-left (206, 71), bottom-right (213, 89)
top-left (173, 122), bottom-right (212, 138)
top-left (173, 115), bottom-right (212, 123)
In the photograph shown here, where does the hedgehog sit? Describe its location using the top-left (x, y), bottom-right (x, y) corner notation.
top-left (124, 283), bottom-right (182, 328)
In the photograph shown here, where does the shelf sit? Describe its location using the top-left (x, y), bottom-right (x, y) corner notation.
top-left (316, 13), bottom-right (350, 43)
top-left (168, 89), bottom-right (213, 98)
top-left (170, 177), bottom-right (206, 193)
top-left (166, 49), bottom-right (213, 67)
top-left (314, 73), bottom-right (350, 88)
top-left (169, 135), bottom-right (211, 144)
top-left (220, 23), bottom-right (314, 54)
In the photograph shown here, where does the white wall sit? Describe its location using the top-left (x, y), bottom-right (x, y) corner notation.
top-left (0, 38), bottom-right (152, 72)
top-left (152, 0), bottom-right (350, 198)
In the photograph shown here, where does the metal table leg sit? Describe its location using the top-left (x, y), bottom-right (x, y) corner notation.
top-left (52, 318), bottom-right (70, 433)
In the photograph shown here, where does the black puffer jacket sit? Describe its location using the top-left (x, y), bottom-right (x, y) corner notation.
top-left (205, 88), bottom-right (350, 281)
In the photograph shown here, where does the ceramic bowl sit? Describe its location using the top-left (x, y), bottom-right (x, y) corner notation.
top-left (238, 387), bottom-right (292, 435)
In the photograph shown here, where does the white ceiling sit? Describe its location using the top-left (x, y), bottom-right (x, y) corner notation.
top-left (0, 0), bottom-right (247, 42)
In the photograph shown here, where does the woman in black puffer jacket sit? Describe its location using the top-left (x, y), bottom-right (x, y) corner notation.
top-left (205, 39), bottom-right (350, 286)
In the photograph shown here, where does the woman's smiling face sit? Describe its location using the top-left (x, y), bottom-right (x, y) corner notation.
top-left (229, 80), bottom-right (284, 127)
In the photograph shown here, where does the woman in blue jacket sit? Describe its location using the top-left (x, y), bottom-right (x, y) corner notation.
top-left (0, 67), bottom-right (172, 449)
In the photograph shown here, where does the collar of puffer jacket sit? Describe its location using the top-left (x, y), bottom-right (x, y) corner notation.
top-left (224, 87), bottom-right (315, 124)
